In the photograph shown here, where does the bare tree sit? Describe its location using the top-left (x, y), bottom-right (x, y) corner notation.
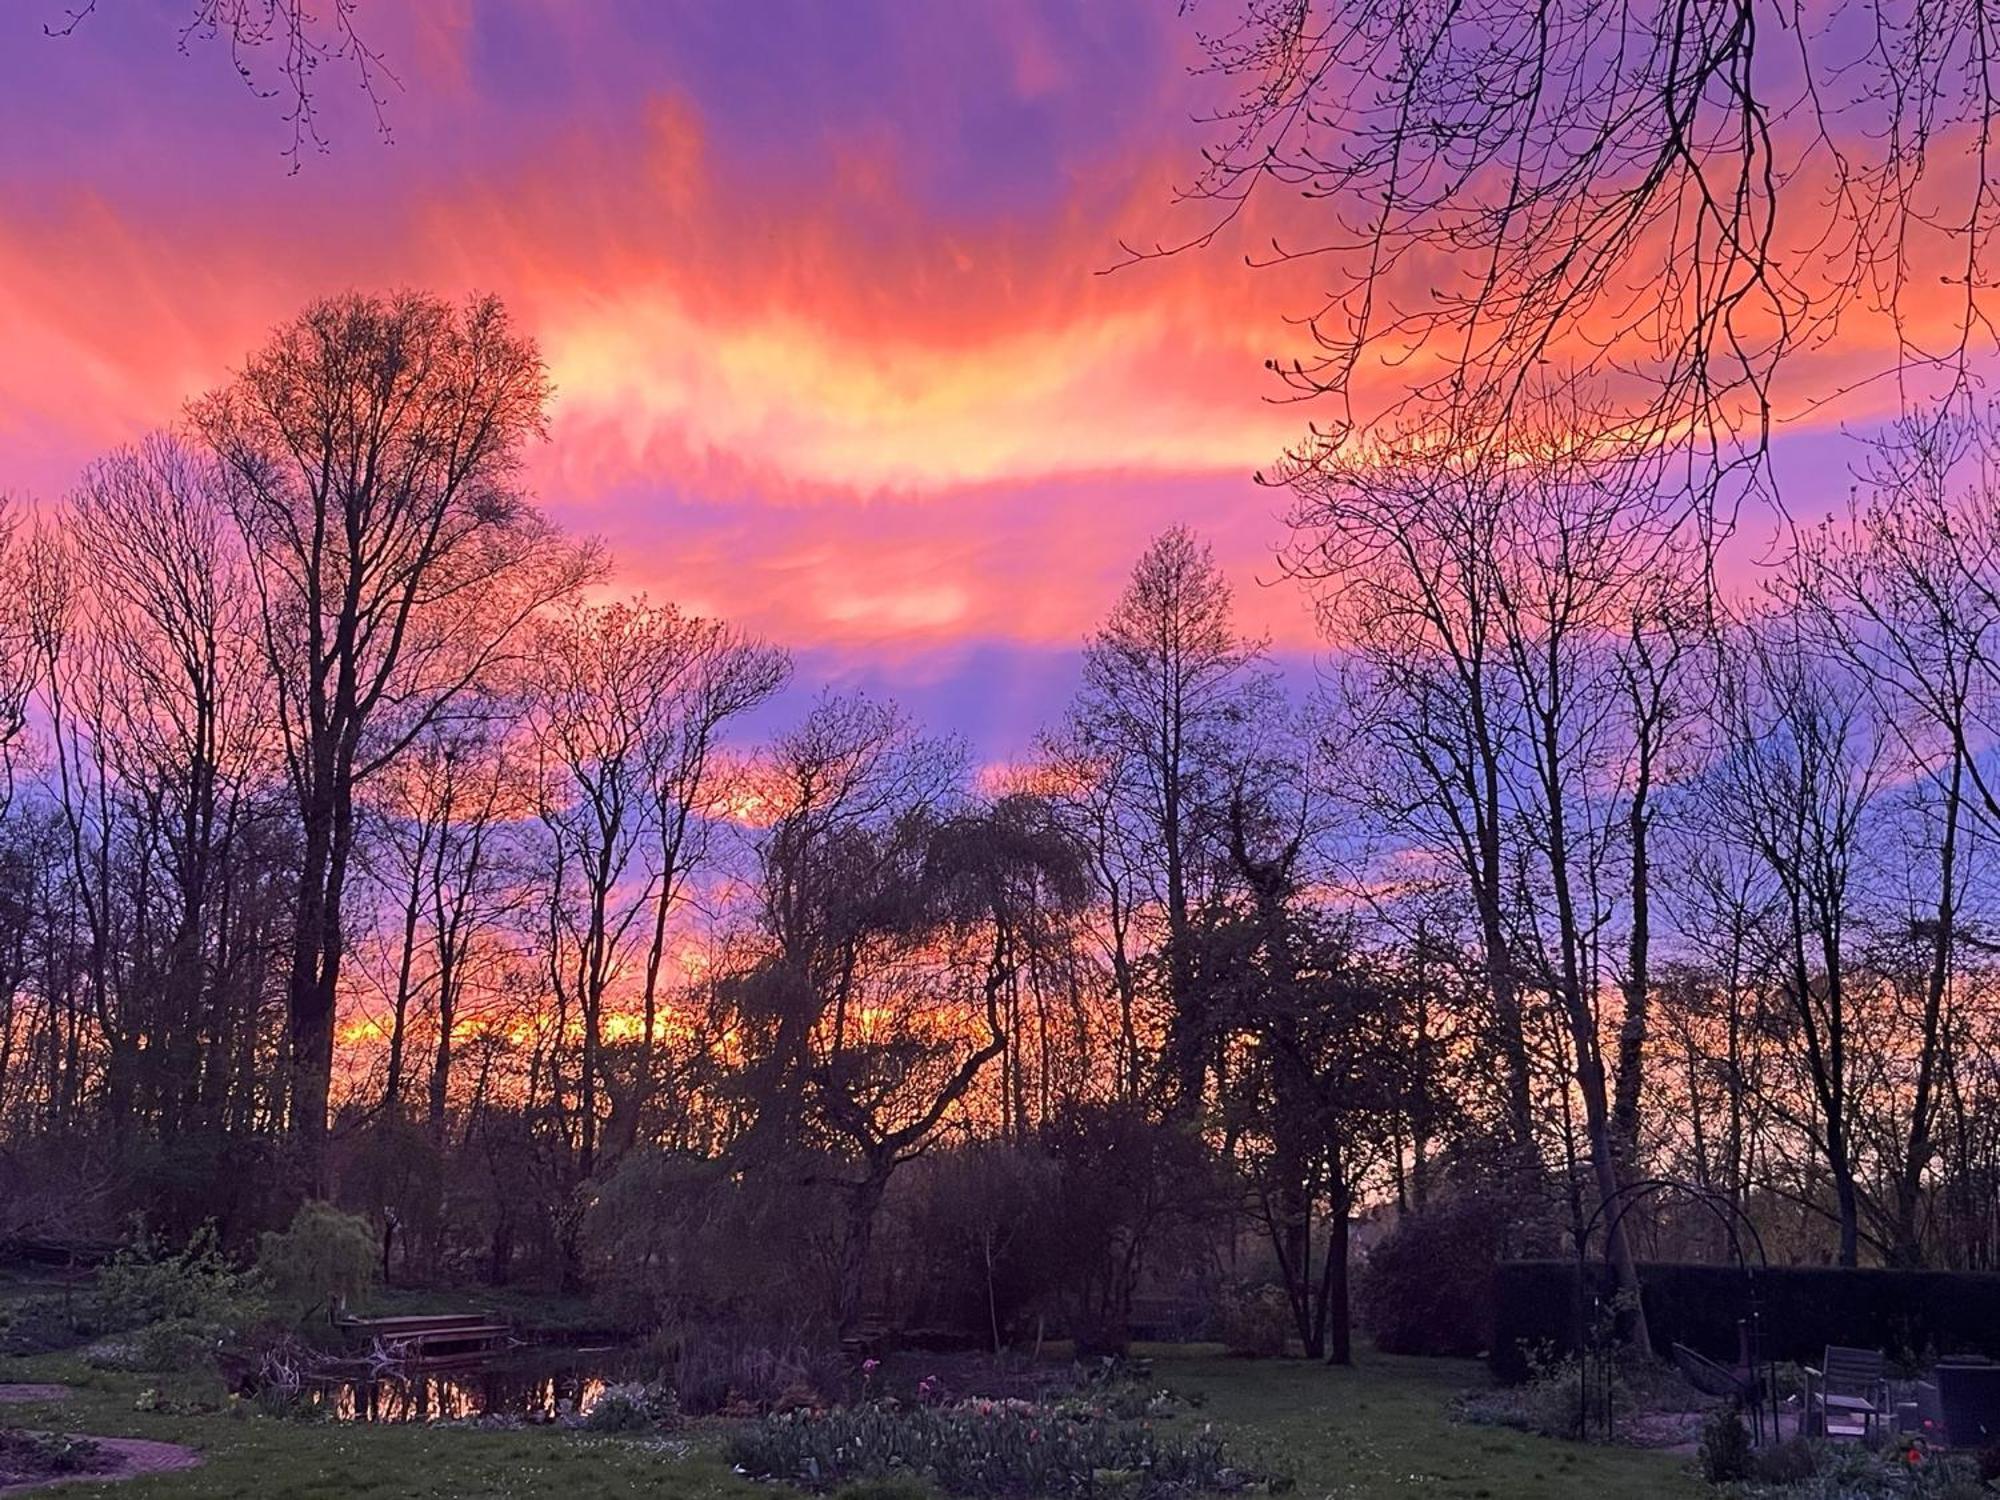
top-left (1706, 614), bottom-right (1882, 1265)
top-left (46, 0), bottom-right (395, 169)
top-left (1059, 526), bottom-right (1266, 1112)
top-left (1287, 397), bottom-right (1701, 1343)
top-left (193, 290), bottom-right (600, 1193)
top-left (1145, 0), bottom-right (2000, 518)
top-left (528, 598), bottom-right (785, 1178)
top-left (626, 615), bottom-right (788, 1149)
top-left (360, 719), bottom-right (528, 1130)
top-left (1783, 411), bottom-right (2000, 1263)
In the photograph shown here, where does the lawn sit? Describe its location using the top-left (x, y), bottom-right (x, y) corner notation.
top-left (1158, 1349), bottom-right (1704, 1499)
top-left (0, 1345), bottom-right (1704, 1499)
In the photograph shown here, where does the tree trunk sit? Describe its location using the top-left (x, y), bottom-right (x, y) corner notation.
top-left (1323, 1194), bottom-right (1352, 1366)
top-left (837, 1167), bottom-right (892, 1335)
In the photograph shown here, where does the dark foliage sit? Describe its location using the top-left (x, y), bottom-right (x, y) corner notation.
top-left (0, 1429), bottom-right (107, 1485)
top-left (1696, 1407), bottom-right (1753, 1484)
top-left (1490, 1260), bottom-right (2000, 1382)
top-left (1357, 1196), bottom-right (1512, 1357)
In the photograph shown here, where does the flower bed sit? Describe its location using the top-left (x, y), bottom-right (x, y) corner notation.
top-left (0, 1428), bottom-right (111, 1487)
top-left (730, 1395), bottom-right (1282, 1497)
top-left (1703, 1430), bottom-right (2000, 1497)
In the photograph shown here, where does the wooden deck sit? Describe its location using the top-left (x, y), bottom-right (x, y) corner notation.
top-left (336, 1311), bottom-right (513, 1362)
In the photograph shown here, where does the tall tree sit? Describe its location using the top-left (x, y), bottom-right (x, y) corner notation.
top-left (529, 597), bottom-right (786, 1176)
top-left (193, 291), bottom-right (599, 1193)
top-left (1060, 526), bottom-right (1264, 1111)
top-left (1286, 399), bottom-right (1692, 1343)
top-left (1707, 617), bottom-right (1881, 1265)
top-left (1202, 707), bottom-right (1396, 1363)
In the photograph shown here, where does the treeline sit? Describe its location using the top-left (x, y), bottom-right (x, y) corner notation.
top-left (6, 292), bottom-right (2000, 1360)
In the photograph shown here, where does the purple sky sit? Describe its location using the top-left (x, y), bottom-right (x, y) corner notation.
top-left (0, 2), bottom-right (1887, 762)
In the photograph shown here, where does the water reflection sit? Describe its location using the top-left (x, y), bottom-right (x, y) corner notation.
top-left (308, 1352), bottom-right (632, 1423)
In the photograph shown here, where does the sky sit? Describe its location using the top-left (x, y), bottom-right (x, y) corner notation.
top-left (0, 0), bottom-right (1351, 759)
top-left (0, 2), bottom-right (1933, 762)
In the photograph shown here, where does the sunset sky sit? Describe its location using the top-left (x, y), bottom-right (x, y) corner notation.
top-left (0, 2), bottom-right (1887, 756)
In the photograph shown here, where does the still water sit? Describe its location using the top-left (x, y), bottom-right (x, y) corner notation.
top-left (307, 1349), bottom-right (637, 1423)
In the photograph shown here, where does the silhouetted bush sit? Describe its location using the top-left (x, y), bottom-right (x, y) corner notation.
top-left (891, 1144), bottom-right (1067, 1345)
top-left (585, 1146), bottom-right (845, 1332)
top-left (1212, 1284), bottom-right (1291, 1358)
top-left (1358, 1194), bottom-right (1512, 1356)
top-left (1697, 1407), bottom-right (1753, 1483)
top-left (1038, 1103), bottom-right (1233, 1355)
top-left (94, 1221), bottom-right (253, 1333)
top-left (580, 1380), bottom-right (680, 1432)
top-left (644, 1319), bottom-right (842, 1415)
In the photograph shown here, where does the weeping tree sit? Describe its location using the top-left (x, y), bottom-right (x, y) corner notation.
top-left (724, 696), bottom-right (1089, 1331)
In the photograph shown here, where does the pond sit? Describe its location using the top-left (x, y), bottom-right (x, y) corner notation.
top-left (304, 1347), bottom-right (641, 1423)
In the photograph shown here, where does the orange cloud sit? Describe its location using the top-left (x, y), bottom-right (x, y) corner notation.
top-left (2, 4), bottom-right (1990, 685)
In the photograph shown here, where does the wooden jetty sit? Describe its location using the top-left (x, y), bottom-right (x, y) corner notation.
top-left (335, 1311), bottom-right (512, 1362)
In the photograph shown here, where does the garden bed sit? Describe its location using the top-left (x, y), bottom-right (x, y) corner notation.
top-left (0, 1429), bottom-right (201, 1494)
top-left (730, 1394), bottom-right (1277, 1497)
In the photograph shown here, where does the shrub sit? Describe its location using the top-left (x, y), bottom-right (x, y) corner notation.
top-left (644, 1321), bottom-right (838, 1415)
top-left (581, 1381), bottom-right (681, 1432)
top-left (585, 1148), bottom-right (844, 1331)
top-left (1359, 1193), bottom-right (1517, 1357)
top-left (1212, 1285), bottom-right (1291, 1359)
top-left (1698, 1407), bottom-right (1753, 1484)
top-left (1526, 1356), bottom-right (1631, 1442)
top-left (256, 1201), bottom-right (379, 1321)
top-left (729, 1398), bottom-right (1276, 1497)
top-left (1729, 1439), bottom-right (1984, 1498)
top-left (892, 1145), bottom-right (1066, 1345)
top-left (0, 1295), bottom-right (91, 1356)
top-left (87, 1316), bottom-right (226, 1373)
top-left (1750, 1437), bottom-right (1824, 1486)
top-left (1457, 1352), bottom-right (1630, 1443)
top-left (1980, 1443), bottom-right (2000, 1486)
top-left (143, 1317), bottom-right (223, 1370)
top-left (133, 1371), bottom-right (228, 1416)
top-left (1038, 1104), bottom-right (1234, 1358)
top-left (95, 1220), bottom-right (250, 1333)
top-left (334, 1118), bottom-right (443, 1280)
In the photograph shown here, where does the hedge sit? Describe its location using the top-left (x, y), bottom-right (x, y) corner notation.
top-left (1491, 1259), bottom-right (2000, 1383)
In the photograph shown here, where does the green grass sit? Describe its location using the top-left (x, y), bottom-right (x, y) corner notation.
top-left (0, 1343), bottom-right (1702, 1499)
top-left (1146, 1347), bottom-right (1704, 1499)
